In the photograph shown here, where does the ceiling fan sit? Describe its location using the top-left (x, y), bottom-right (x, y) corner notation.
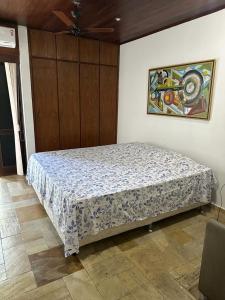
top-left (53, 0), bottom-right (114, 36)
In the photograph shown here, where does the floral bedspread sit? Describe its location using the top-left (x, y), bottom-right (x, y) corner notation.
top-left (26, 143), bottom-right (215, 256)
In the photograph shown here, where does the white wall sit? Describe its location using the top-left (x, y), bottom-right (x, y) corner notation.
top-left (118, 9), bottom-right (225, 208)
top-left (18, 26), bottom-right (36, 160)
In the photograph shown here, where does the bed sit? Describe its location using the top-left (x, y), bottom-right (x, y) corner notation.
top-left (26, 143), bottom-right (215, 257)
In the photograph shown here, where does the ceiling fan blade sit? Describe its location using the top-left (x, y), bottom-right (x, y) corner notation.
top-left (55, 30), bottom-right (71, 35)
top-left (53, 10), bottom-right (74, 27)
top-left (84, 27), bottom-right (115, 33)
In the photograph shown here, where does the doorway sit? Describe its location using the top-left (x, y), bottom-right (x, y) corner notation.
top-left (0, 62), bottom-right (16, 176)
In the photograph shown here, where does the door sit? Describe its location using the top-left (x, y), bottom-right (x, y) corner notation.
top-left (32, 58), bottom-right (60, 152)
top-left (100, 66), bottom-right (118, 145)
top-left (80, 63), bottom-right (99, 147)
top-left (0, 63), bottom-right (16, 176)
top-left (57, 61), bottom-right (80, 149)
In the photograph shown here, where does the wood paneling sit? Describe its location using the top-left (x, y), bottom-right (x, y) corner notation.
top-left (100, 66), bottom-right (118, 145)
top-left (32, 58), bottom-right (59, 151)
top-left (80, 64), bottom-right (99, 147)
top-left (29, 29), bottom-right (56, 58)
top-left (100, 42), bottom-right (119, 66)
top-left (79, 38), bottom-right (99, 64)
top-left (1, 1), bottom-right (225, 43)
top-left (30, 31), bottom-right (119, 152)
top-left (57, 61), bottom-right (80, 149)
top-left (56, 35), bottom-right (79, 61)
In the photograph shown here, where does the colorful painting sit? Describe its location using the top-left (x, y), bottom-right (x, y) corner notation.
top-left (147, 60), bottom-right (215, 119)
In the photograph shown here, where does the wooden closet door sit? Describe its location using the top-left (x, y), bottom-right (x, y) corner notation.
top-left (56, 35), bottom-right (79, 61)
top-left (100, 66), bottom-right (118, 145)
top-left (57, 61), bottom-right (80, 149)
top-left (79, 38), bottom-right (99, 64)
top-left (29, 29), bottom-right (56, 59)
top-left (100, 42), bottom-right (119, 66)
top-left (80, 64), bottom-right (99, 147)
top-left (32, 58), bottom-right (59, 152)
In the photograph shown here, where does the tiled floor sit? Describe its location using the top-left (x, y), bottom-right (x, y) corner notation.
top-left (0, 175), bottom-right (223, 299)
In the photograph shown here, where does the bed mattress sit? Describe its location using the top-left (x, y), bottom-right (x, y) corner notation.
top-left (27, 143), bottom-right (215, 256)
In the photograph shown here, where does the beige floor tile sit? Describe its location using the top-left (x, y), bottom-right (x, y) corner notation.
top-left (13, 198), bottom-right (39, 208)
top-left (16, 204), bottom-right (47, 223)
top-left (166, 229), bottom-right (193, 245)
top-left (96, 240), bottom-right (121, 259)
top-left (21, 219), bottom-right (45, 242)
top-left (148, 229), bottom-right (169, 251)
top-left (64, 269), bottom-right (103, 300)
top-left (160, 246), bottom-right (187, 272)
top-left (0, 217), bottom-right (21, 238)
top-left (2, 234), bottom-right (23, 250)
top-left (170, 258), bottom-right (199, 281)
top-left (126, 267), bottom-right (150, 287)
top-left (0, 181), bottom-right (10, 197)
top-left (179, 240), bottom-right (204, 262)
top-left (126, 242), bottom-right (165, 278)
top-left (170, 260), bottom-right (201, 290)
top-left (131, 284), bottom-right (164, 300)
top-left (152, 274), bottom-right (195, 300)
top-left (42, 227), bottom-right (63, 248)
top-left (78, 240), bottom-right (120, 268)
top-left (0, 245), bottom-right (4, 265)
top-left (16, 278), bottom-right (72, 300)
top-left (78, 244), bottom-right (102, 268)
top-left (0, 198), bottom-right (39, 211)
top-left (97, 272), bottom-right (131, 300)
top-left (0, 209), bottom-right (17, 220)
top-left (86, 254), bottom-right (132, 285)
top-left (7, 181), bottom-right (33, 198)
top-left (12, 192), bottom-right (37, 202)
top-left (4, 244), bottom-right (31, 278)
top-left (0, 264), bottom-right (7, 282)
top-left (183, 221), bottom-right (206, 243)
top-left (177, 267), bottom-right (200, 291)
top-left (7, 182), bottom-right (27, 197)
top-left (21, 217), bottom-right (62, 248)
top-left (97, 268), bottom-right (151, 300)
top-left (22, 217), bottom-right (62, 248)
top-left (0, 175), bottom-right (24, 182)
top-left (128, 240), bottom-right (187, 282)
top-left (96, 267), bottom-right (162, 300)
top-left (120, 294), bottom-right (137, 300)
top-left (113, 232), bottom-right (139, 252)
top-left (0, 271), bottom-right (36, 299)
top-left (24, 238), bottom-right (49, 255)
top-left (0, 195), bottom-right (12, 205)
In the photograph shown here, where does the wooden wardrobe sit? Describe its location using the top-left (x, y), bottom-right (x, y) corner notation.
top-left (29, 29), bottom-right (119, 152)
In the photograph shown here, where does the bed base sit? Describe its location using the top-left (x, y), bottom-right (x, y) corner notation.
top-left (79, 202), bottom-right (208, 247)
top-left (31, 184), bottom-right (209, 250)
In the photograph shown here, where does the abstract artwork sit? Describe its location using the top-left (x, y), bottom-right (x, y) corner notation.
top-left (147, 60), bottom-right (215, 119)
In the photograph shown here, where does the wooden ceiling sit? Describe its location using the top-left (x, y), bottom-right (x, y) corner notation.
top-left (0, 0), bottom-right (225, 44)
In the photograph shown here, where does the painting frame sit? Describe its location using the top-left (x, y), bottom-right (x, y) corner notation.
top-left (147, 59), bottom-right (216, 120)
